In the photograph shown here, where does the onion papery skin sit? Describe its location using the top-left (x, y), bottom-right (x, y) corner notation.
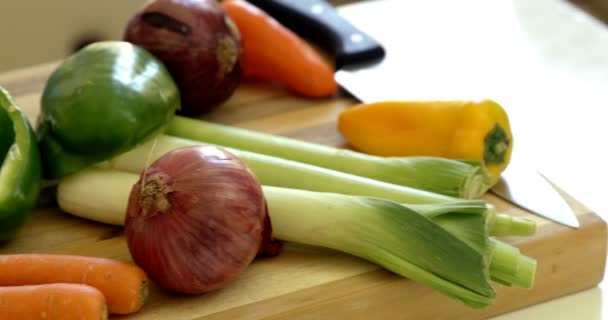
top-left (125, 145), bottom-right (266, 294)
top-left (124, 0), bottom-right (243, 115)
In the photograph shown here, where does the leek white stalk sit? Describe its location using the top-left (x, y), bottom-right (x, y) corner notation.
top-left (57, 168), bottom-right (536, 309)
top-left (166, 116), bottom-right (492, 198)
top-left (57, 169), bottom-right (133, 225)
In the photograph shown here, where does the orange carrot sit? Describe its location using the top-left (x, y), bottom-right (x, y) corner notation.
top-left (0, 283), bottom-right (108, 320)
top-left (222, 0), bottom-right (338, 98)
top-left (0, 254), bottom-right (148, 315)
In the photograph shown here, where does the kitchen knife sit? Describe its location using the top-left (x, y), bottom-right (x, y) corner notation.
top-left (246, 0), bottom-right (488, 101)
top-left (491, 164), bottom-right (580, 228)
top-left (247, 0), bottom-right (580, 227)
top-left (246, 0), bottom-right (386, 69)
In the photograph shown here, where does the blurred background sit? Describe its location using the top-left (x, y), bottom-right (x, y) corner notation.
top-left (0, 0), bottom-right (367, 73)
top-left (0, 1), bottom-right (145, 73)
top-left (0, 0), bottom-right (605, 73)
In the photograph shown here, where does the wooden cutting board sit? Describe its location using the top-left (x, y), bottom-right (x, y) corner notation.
top-left (0, 60), bottom-right (606, 319)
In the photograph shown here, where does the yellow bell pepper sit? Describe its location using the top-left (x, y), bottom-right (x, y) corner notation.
top-left (337, 100), bottom-right (512, 186)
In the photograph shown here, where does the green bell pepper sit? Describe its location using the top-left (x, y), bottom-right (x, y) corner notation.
top-left (38, 41), bottom-right (180, 179)
top-left (0, 87), bottom-right (42, 242)
top-left (0, 98), bottom-right (15, 159)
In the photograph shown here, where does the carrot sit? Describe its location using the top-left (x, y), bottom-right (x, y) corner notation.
top-left (222, 0), bottom-right (339, 98)
top-left (0, 254), bottom-right (148, 315)
top-left (0, 283), bottom-right (108, 320)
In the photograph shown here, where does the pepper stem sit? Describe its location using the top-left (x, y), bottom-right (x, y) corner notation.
top-left (484, 124), bottom-right (510, 165)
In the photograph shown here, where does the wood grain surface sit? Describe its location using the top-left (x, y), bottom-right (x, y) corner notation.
top-left (0, 60), bottom-right (606, 319)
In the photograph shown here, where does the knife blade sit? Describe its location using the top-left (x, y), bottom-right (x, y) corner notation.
top-left (490, 164), bottom-right (579, 228)
top-left (247, 0), bottom-right (580, 227)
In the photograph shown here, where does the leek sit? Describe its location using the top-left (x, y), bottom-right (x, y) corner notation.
top-left (166, 116), bottom-right (492, 198)
top-left (98, 135), bottom-right (535, 235)
top-left (98, 135), bottom-right (455, 203)
top-left (57, 168), bottom-right (536, 309)
top-left (100, 135), bottom-right (456, 204)
top-left (100, 136), bottom-right (534, 237)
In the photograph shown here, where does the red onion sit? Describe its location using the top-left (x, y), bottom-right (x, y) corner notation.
top-left (124, 0), bottom-right (242, 115)
top-left (125, 145), bottom-right (277, 294)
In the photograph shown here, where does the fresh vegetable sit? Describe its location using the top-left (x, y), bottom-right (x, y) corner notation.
top-left (0, 283), bottom-right (108, 320)
top-left (0, 87), bottom-right (42, 242)
top-left (60, 167), bottom-right (535, 237)
top-left (95, 134), bottom-right (534, 236)
top-left (38, 41), bottom-right (180, 179)
top-left (57, 162), bottom-right (536, 309)
top-left (166, 116), bottom-right (493, 198)
top-left (222, 0), bottom-right (338, 98)
top-left (58, 168), bottom-right (137, 225)
top-left (125, 146), bottom-right (279, 294)
top-left (0, 254), bottom-right (149, 315)
top-left (0, 101), bottom-right (14, 161)
top-left (38, 40), bottom-right (489, 199)
top-left (98, 134), bottom-right (455, 204)
top-left (337, 100), bottom-right (513, 185)
top-left (124, 0), bottom-right (242, 115)
top-left (265, 186), bottom-right (536, 298)
top-left (38, 45), bottom-right (536, 308)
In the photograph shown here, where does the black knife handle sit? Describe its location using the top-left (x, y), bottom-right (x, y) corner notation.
top-left (246, 0), bottom-right (385, 68)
